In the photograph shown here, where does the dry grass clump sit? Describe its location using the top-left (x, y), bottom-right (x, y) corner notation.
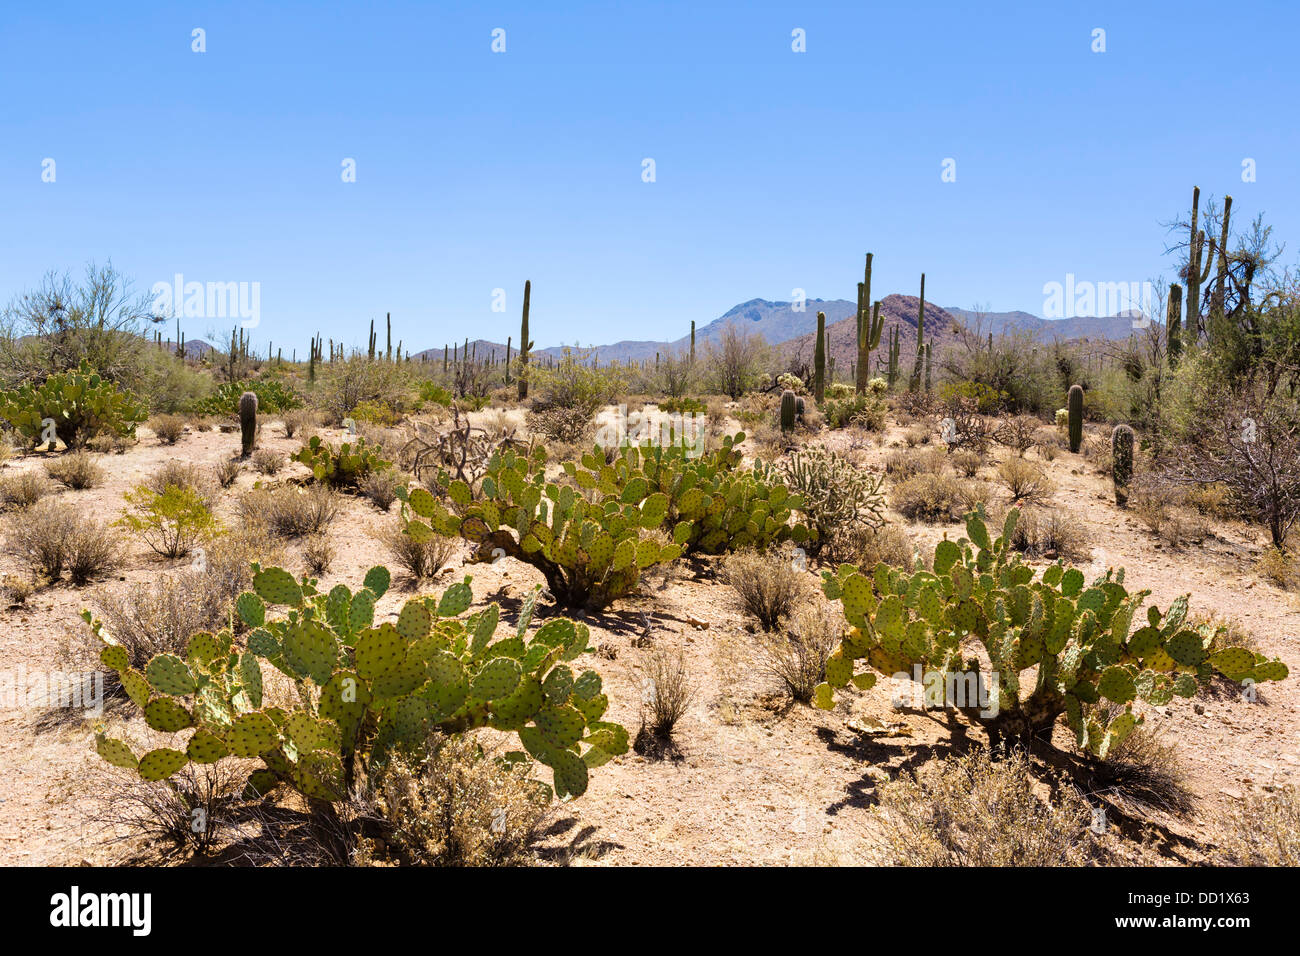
top-left (872, 748), bottom-right (1108, 866)
top-left (1185, 481), bottom-right (1233, 519)
top-left (90, 761), bottom-right (244, 857)
top-left (1129, 480), bottom-right (1206, 549)
top-left (995, 457), bottom-right (1054, 504)
top-left (848, 522), bottom-right (919, 571)
top-left (1006, 506), bottom-right (1091, 561)
top-left (353, 733), bottom-right (551, 867)
top-left (359, 468), bottom-right (405, 512)
top-left (1256, 548), bottom-right (1299, 591)
top-left (6, 498), bottom-right (122, 585)
top-left (884, 447), bottom-right (946, 483)
top-left (281, 409), bottom-right (319, 439)
top-left (147, 460), bottom-right (216, 507)
top-left (1212, 786), bottom-right (1300, 866)
top-left (214, 458), bottom-right (241, 488)
top-left (238, 485), bottom-right (340, 538)
top-left (380, 521), bottom-right (457, 580)
top-left (1, 572), bottom-right (34, 605)
top-left (950, 449), bottom-right (983, 478)
top-left (87, 431), bottom-right (132, 454)
top-left (891, 472), bottom-right (969, 523)
top-left (724, 549), bottom-right (807, 631)
top-left (303, 534), bottom-right (334, 576)
top-left (994, 415), bottom-right (1042, 457)
top-left (0, 470), bottom-right (53, 508)
top-left (251, 448), bottom-right (285, 476)
top-left (903, 425), bottom-right (930, 447)
top-left (759, 602), bottom-right (841, 703)
top-left (1094, 723), bottom-right (1196, 815)
top-left (635, 644), bottom-right (695, 748)
top-left (45, 451), bottom-right (105, 490)
top-left (151, 414), bottom-right (185, 445)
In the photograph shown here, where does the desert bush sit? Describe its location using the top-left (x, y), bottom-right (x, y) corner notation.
top-left (823, 392), bottom-right (887, 431)
top-left (314, 356), bottom-right (407, 424)
top-left (351, 399), bottom-right (401, 426)
top-left (382, 520), bottom-right (457, 579)
top-left (92, 761), bottom-right (243, 856)
top-left (0, 470), bottom-right (54, 508)
top-left (950, 449), bottom-right (982, 478)
top-left (884, 447), bottom-right (946, 483)
top-left (1093, 721), bottom-right (1195, 815)
top-left (214, 459), bottom-right (241, 489)
top-left (891, 472), bottom-right (965, 522)
top-left (147, 461), bottom-right (216, 507)
top-left (996, 457), bottom-right (1054, 504)
top-left (993, 415), bottom-right (1041, 457)
top-left (302, 534), bottom-right (334, 576)
top-left (1, 572), bottom-right (33, 605)
top-left (359, 468), bottom-right (404, 512)
top-left (189, 378), bottom-right (302, 416)
top-left (281, 408), bottom-right (318, 439)
top-left (724, 549), bottom-right (807, 631)
top-left (937, 393), bottom-right (995, 453)
top-left (7, 498), bottom-right (121, 584)
top-left (251, 448), bottom-right (284, 476)
top-left (88, 571), bottom-right (626, 804)
top-left (1257, 548), bottom-right (1300, 591)
top-left (86, 431), bottom-right (132, 454)
top-left (94, 572), bottom-right (234, 674)
top-left (1006, 505), bottom-right (1091, 561)
top-left (704, 322), bottom-right (769, 399)
top-left (872, 749), bottom-right (1107, 866)
top-left (903, 425), bottom-right (929, 447)
top-left (1213, 786), bottom-right (1300, 866)
top-left (238, 484), bottom-right (340, 538)
top-left (118, 484), bottom-right (219, 558)
top-left (1130, 480), bottom-right (1205, 548)
top-left (1185, 481), bottom-right (1232, 519)
top-left (782, 446), bottom-right (885, 559)
top-left (526, 406), bottom-right (593, 445)
top-left (354, 734), bottom-right (551, 866)
top-left (847, 522), bottom-right (918, 571)
top-left (637, 644), bottom-right (695, 743)
top-left (150, 414), bottom-right (185, 445)
top-left (760, 602), bottom-right (840, 703)
top-left (45, 450), bottom-right (105, 489)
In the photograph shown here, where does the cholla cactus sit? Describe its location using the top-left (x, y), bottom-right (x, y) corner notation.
top-left (86, 568), bottom-right (625, 801)
top-left (0, 359), bottom-right (146, 450)
top-left (866, 376), bottom-right (889, 397)
top-left (776, 372), bottom-right (804, 395)
top-left (293, 435), bottom-right (392, 488)
top-left (814, 505), bottom-right (1287, 752)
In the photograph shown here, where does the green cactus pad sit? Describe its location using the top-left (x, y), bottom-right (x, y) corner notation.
top-left (286, 712), bottom-right (342, 754)
top-left (551, 748), bottom-right (589, 799)
top-left (186, 731), bottom-right (230, 764)
top-left (1208, 647), bottom-right (1256, 680)
top-left (471, 657), bottom-right (523, 701)
top-left (490, 675), bottom-right (544, 727)
top-left (144, 697), bottom-right (194, 733)
top-left (137, 748), bottom-right (188, 782)
top-left (355, 626), bottom-right (405, 680)
top-left (407, 487), bottom-right (437, 519)
top-left (1254, 660), bottom-right (1289, 682)
top-left (542, 665), bottom-right (574, 704)
top-left (236, 591), bottom-right (266, 628)
top-left (95, 735), bottom-right (138, 770)
top-left (243, 769), bottom-right (281, 799)
top-left (225, 712), bottom-right (279, 757)
top-left (283, 622), bottom-right (338, 685)
top-left (536, 703), bottom-right (586, 749)
top-left (1165, 630), bottom-right (1206, 668)
top-left (99, 645), bottom-right (129, 672)
top-left (145, 654), bottom-right (197, 696)
top-left (296, 751), bottom-right (346, 801)
top-left (252, 567), bottom-right (303, 606)
top-left (396, 601), bottom-right (433, 642)
top-left (1096, 666), bottom-right (1136, 704)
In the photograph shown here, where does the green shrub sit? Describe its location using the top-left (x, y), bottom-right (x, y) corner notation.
top-left (293, 435), bottom-right (392, 488)
top-left (823, 392), bottom-right (887, 430)
top-left (117, 484), bottom-right (219, 558)
top-left (86, 570), bottom-right (628, 802)
top-left (417, 381), bottom-right (453, 408)
top-left (0, 360), bottom-right (146, 449)
top-left (188, 379), bottom-right (303, 416)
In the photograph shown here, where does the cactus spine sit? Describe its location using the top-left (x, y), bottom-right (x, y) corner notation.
top-left (909, 273), bottom-right (925, 391)
top-left (855, 253), bottom-right (883, 395)
top-left (813, 311), bottom-right (826, 403)
top-left (517, 279), bottom-right (532, 401)
top-left (239, 390), bottom-right (258, 457)
top-left (1067, 384), bottom-right (1084, 453)
top-left (780, 389), bottom-right (796, 432)
top-left (1112, 424), bottom-right (1134, 507)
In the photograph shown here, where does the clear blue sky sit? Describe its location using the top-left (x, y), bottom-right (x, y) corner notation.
top-left (2, 0), bottom-right (1296, 354)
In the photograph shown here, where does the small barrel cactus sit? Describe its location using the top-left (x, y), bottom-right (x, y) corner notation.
top-left (780, 389), bottom-right (797, 432)
top-left (239, 390), bottom-right (258, 457)
top-left (1067, 384), bottom-right (1083, 452)
top-left (794, 396), bottom-right (805, 421)
top-left (1112, 424), bottom-right (1134, 506)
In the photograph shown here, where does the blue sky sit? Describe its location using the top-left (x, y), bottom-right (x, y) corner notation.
top-left (1, 0), bottom-right (1296, 354)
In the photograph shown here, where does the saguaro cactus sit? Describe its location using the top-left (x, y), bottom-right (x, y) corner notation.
top-left (780, 389), bottom-right (797, 432)
top-left (1067, 384), bottom-right (1084, 452)
top-left (517, 279), bottom-right (532, 401)
top-left (690, 321), bottom-right (696, 364)
top-left (1112, 424), bottom-right (1134, 506)
top-left (1167, 283), bottom-right (1183, 362)
top-left (813, 311), bottom-right (826, 403)
top-left (855, 253), bottom-right (883, 395)
top-left (909, 273), bottom-right (926, 391)
top-left (239, 390), bottom-right (258, 457)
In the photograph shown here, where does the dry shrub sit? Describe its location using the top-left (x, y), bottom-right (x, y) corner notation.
top-left (1257, 548), bottom-right (1300, 591)
top-left (6, 498), bottom-right (121, 584)
top-left (528, 406), bottom-right (593, 445)
top-left (202, 525), bottom-right (286, 613)
top-left (1213, 786), bottom-right (1300, 866)
top-left (380, 521), bottom-right (456, 579)
top-left (950, 449), bottom-right (982, 478)
top-left (872, 748), bottom-right (1108, 866)
top-left (1006, 506), bottom-right (1091, 561)
top-left (354, 733), bottom-right (551, 867)
top-left (1130, 480), bottom-right (1205, 549)
top-left (636, 644), bottom-right (695, 746)
top-left (214, 459), bottom-right (241, 489)
top-left (724, 549), bottom-right (806, 631)
top-left (1185, 481), bottom-right (1232, 519)
top-left (903, 425), bottom-right (930, 447)
top-left (996, 457), bottom-right (1054, 504)
top-left (151, 414), bottom-right (185, 445)
top-left (0, 470), bottom-right (53, 508)
top-left (303, 534), bottom-right (334, 576)
top-left (2, 572), bottom-right (33, 605)
top-left (45, 451), bottom-right (105, 490)
top-left (90, 761), bottom-right (245, 857)
top-left (251, 448), bottom-right (285, 476)
top-left (148, 461), bottom-right (216, 507)
top-left (1081, 433), bottom-right (1113, 475)
top-left (848, 522), bottom-right (919, 571)
top-left (891, 472), bottom-right (965, 523)
top-left (281, 409), bottom-right (318, 439)
top-left (884, 447), bottom-right (946, 483)
top-left (359, 468), bottom-right (405, 512)
top-left (1095, 723), bottom-right (1196, 815)
top-left (238, 485), bottom-right (340, 538)
top-left (993, 415), bottom-right (1041, 457)
top-left (760, 602), bottom-right (840, 703)
top-left (87, 431), bottom-right (132, 454)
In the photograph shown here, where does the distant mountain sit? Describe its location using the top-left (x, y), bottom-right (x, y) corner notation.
top-left (943, 307), bottom-right (1152, 342)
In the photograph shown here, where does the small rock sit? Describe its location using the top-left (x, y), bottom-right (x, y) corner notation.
top-left (1193, 703), bottom-right (1205, 715)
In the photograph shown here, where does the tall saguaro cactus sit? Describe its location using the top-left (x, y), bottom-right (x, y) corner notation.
top-left (909, 273), bottom-right (926, 391)
top-left (1112, 424), bottom-right (1134, 506)
top-left (1167, 283), bottom-right (1183, 362)
top-left (690, 321), bottom-right (696, 364)
top-left (1067, 384), bottom-right (1084, 453)
top-left (1184, 186), bottom-right (1230, 345)
top-left (855, 253), bottom-right (883, 395)
top-left (239, 391), bottom-right (258, 457)
top-left (517, 279), bottom-right (532, 401)
top-left (813, 311), bottom-right (826, 403)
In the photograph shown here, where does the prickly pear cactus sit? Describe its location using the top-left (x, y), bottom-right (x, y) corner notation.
top-left (813, 505), bottom-right (1288, 755)
top-left (0, 359), bottom-right (147, 450)
top-left (86, 567), bottom-right (626, 802)
top-left (292, 434), bottom-right (392, 487)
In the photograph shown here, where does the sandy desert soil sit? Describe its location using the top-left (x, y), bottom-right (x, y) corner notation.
top-left (0, 412), bottom-right (1296, 866)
